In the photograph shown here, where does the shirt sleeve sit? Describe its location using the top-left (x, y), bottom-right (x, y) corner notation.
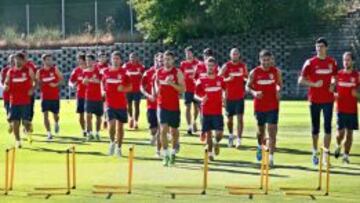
top-left (300, 59), bottom-right (311, 77)
top-left (195, 79), bottom-right (205, 97)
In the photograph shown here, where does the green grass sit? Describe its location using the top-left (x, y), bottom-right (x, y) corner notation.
top-left (1, 100), bottom-right (360, 203)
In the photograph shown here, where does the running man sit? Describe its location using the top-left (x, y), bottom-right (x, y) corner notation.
top-left (195, 57), bottom-right (225, 161)
top-left (4, 52), bottom-right (35, 148)
top-left (83, 54), bottom-right (103, 141)
top-left (22, 50), bottom-right (37, 132)
top-left (123, 52), bottom-right (145, 129)
top-left (95, 51), bottom-right (110, 130)
top-left (298, 37), bottom-right (337, 165)
top-left (1, 54), bottom-right (15, 133)
top-left (102, 51), bottom-right (132, 157)
top-left (141, 52), bottom-right (163, 157)
top-left (247, 50), bottom-right (282, 167)
top-left (333, 52), bottom-right (359, 164)
top-left (36, 54), bottom-right (63, 140)
top-left (219, 48), bottom-right (248, 148)
top-left (69, 53), bottom-right (87, 137)
top-left (180, 46), bottom-right (199, 135)
top-left (154, 50), bottom-right (185, 166)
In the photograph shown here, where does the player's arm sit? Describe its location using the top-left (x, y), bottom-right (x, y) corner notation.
top-left (55, 66), bottom-right (64, 85)
top-left (219, 64), bottom-right (233, 82)
top-left (140, 73), bottom-right (152, 99)
top-left (3, 71), bottom-right (10, 91)
top-left (276, 69), bottom-right (283, 99)
top-left (29, 69), bottom-right (36, 95)
top-left (194, 79), bottom-right (206, 103)
top-left (68, 69), bottom-right (77, 88)
top-left (246, 70), bottom-right (262, 99)
top-left (243, 64), bottom-right (249, 81)
top-left (118, 75), bottom-right (132, 93)
top-left (298, 60), bottom-right (322, 88)
top-left (169, 70), bottom-right (185, 93)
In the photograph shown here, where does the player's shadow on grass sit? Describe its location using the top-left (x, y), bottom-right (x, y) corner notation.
top-left (21, 146), bottom-right (108, 156)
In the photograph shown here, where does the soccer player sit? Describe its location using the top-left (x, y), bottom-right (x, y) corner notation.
top-left (69, 53), bottom-right (87, 137)
top-left (195, 57), bottom-right (225, 161)
top-left (4, 52), bottom-right (35, 148)
top-left (83, 54), bottom-right (103, 141)
top-left (246, 50), bottom-right (282, 167)
top-left (95, 51), bottom-right (110, 130)
top-left (219, 48), bottom-right (248, 148)
top-left (36, 54), bottom-right (63, 140)
top-left (298, 37), bottom-right (337, 165)
top-left (141, 52), bottom-right (163, 157)
top-left (194, 48), bottom-right (218, 142)
top-left (154, 50), bottom-right (185, 166)
top-left (102, 51), bottom-right (132, 157)
top-left (180, 46), bottom-right (200, 135)
top-left (22, 50), bottom-right (37, 132)
top-left (123, 52), bottom-right (145, 129)
top-left (1, 54), bottom-right (15, 133)
top-left (333, 52), bottom-right (359, 164)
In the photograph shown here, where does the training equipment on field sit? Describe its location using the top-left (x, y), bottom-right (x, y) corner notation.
top-left (225, 146), bottom-right (270, 199)
top-left (28, 146), bottom-right (76, 197)
top-left (92, 146), bottom-right (134, 196)
top-left (165, 147), bottom-right (209, 199)
top-left (280, 147), bottom-right (330, 198)
top-left (1, 147), bottom-right (16, 195)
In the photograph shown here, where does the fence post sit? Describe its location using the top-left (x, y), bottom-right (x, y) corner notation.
top-left (26, 4), bottom-right (30, 36)
top-left (129, 0), bottom-right (134, 37)
top-left (62, 0), bottom-right (65, 37)
top-left (94, 0), bottom-right (98, 34)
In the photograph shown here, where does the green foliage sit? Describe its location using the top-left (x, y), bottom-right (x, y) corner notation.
top-left (130, 0), bottom-right (349, 43)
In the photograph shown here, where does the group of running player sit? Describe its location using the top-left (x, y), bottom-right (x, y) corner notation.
top-left (1, 37), bottom-right (359, 167)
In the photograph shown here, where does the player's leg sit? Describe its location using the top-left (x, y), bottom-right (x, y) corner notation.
top-left (235, 99), bottom-right (245, 148)
top-left (193, 102), bottom-right (199, 132)
top-left (213, 115), bottom-right (224, 156)
top-left (127, 94), bottom-right (134, 128)
top-left (108, 118), bottom-right (116, 156)
top-left (95, 115), bottom-right (102, 141)
top-left (43, 111), bottom-right (52, 140)
top-left (170, 127), bottom-right (180, 165)
top-left (310, 103), bottom-right (321, 165)
top-left (134, 93), bottom-right (141, 129)
top-left (86, 112), bottom-right (93, 141)
top-left (267, 110), bottom-right (279, 166)
top-left (77, 98), bottom-right (86, 137)
top-left (226, 100), bottom-right (235, 147)
top-left (184, 92), bottom-right (193, 134)
top-left (9, 105), bottom-right (22, 147)
top-left (4, 101), bottom-right (12, 133)
top-left (334, 113), bottom-right (345, 159)
top-left (343, 129), bottom-right (353, 164)
top-left (115, 120), bottom-right (125, 157)
top-left (158, 109), bottom-right (171, 166)
top-left (53, 100), bottom-right (60, 135)
top-left (28, 94), bottom-right (35, 132)
top-left (94, 101), bottom-right (103, 141)
top-left (322, 103), bottom-right (333, 164)
top-left (206, 131), bottom-right (214, 161)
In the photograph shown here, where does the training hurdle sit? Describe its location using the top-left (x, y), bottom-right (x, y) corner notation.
top-left (0, 147), bottom-right (16, 195)
top-left (28, 146), bottom-right (76, 197)
top-left (280, 147), bottom-right (330, 197)
top-left (225, 146), bottom-right (270, 199)
top-left (165, 147), bottom-right (209, 199)
top-left (92, 146), bottom-right (134, 196)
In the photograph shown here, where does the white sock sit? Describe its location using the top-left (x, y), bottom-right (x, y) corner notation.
top-left (312, 149), bottom-right (318, 156)
top-left (335, 143), bottom-right (340, 149)
top-left (258, 145), bottom-right (262, 150)
top-left (229, 134), bottom-right (234, 138)
top-left (188, 125), bottom-right (192, 130)
top-left (47, 131), bottom-right (51, 136)
top-left (171, 149), bottom-right (177, 155)
top-left (269, 154), bottom-right (274, 162)
top-left (343, 153), bottom-right (349, 158)
top-left (162, 149), bottom-right (169, 156)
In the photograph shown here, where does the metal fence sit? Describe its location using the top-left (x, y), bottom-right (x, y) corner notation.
top-left (0, 0), bottom-right (134, 36)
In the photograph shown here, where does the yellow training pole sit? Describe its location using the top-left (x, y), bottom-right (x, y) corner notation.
top-left (318, 147), bottom-right (323, 190)
top-left (71, 146), bottom-right (76, 189)
top-left (325, 150), bottom-right (330, 196)
top-left (4, 149), bottom-right (9, 195)
top-left (10, 148), bottom-right (15, 190)
top-left (264, 150), bottom-right (269, 195)
top-left (128, 146), bottom-right (134, 194)
top-left (66, 149), bottom-right (70, 194)
top-left (203, 147), bottom-right (209, 194)
top-left (260, 147), bottom-right (265, 189)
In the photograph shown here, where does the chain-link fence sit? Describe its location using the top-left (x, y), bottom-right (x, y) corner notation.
top-left (0, 0), bottom-right (134, 37)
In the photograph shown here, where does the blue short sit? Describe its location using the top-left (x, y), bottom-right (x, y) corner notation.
top-left (85, 100), bottom-right (103, 117)
top-left (147, 109), bottom-right (158, 129)
top-left (8, 104), bottom-right (31, 122)
top-left (226, 99), bottom-right (244, 117)
top-left (41, 100), bottom-right (60, 114)
top-left (107, 108), bottom-right (128, 123)
top-left (126, 92), bottom-right (142, 102)
top-left (202, 115), bottom-right (224, 132)
top-left (184, 92), bottom-right (198, 105)
top-left (4, 101), bottom-right (10, 116)
top-left (255, 110), bottom-right (279, 126)
top-left (337, 113), bottom-right (358, 130)
top-left (76, 98), bottom-right (85, 113)
top-left (310, 102), bottom-right (333, 135)
top-left (157, 109), bottom-right (180, 128)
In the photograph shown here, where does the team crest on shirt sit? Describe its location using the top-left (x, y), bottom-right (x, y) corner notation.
top-left (269, 74), bottom-right (274, 79)
top-left (50, 73), bottom-right (54, 76)
top-left (351, 77), bottom-right (355, 83)
top-left (328, 64), bottom-right (333, 69)
top-left (22, 73), bottom-right (26, 77)
top-left (118, 74), bottom-right (122, 79)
